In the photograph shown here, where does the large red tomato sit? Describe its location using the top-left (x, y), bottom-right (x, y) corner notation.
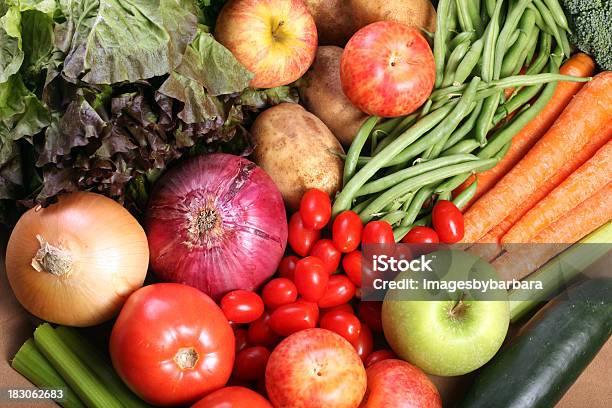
top-left (110, 283), bottom-right (235, 406)
top-left (341, 21), bottom-right (435, 117)
top-left (192, 386), bottom-right (272, 408)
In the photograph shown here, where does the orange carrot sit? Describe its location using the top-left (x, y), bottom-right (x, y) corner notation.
top-left (530, 183), bottom-right (612, 244)
top-left (453, 53), bottom-right (596, 210)
top-left (461, 71), bottom-right (612, 243)
top-left (502, 141), bottom-right (612, 244)
top-left (493, 186), bottom-right (612, 281)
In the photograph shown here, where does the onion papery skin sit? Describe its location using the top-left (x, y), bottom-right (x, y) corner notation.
top-left (5, 192), bottom-right (149, 327)
top-left (145, 153), bottom-right (288, 300)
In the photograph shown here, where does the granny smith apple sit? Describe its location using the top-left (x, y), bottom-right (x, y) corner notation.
top-left (381, 249), bottom-right (509, 377)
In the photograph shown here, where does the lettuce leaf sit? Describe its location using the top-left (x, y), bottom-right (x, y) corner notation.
top-left (57, 0), bottom-right (198, 84)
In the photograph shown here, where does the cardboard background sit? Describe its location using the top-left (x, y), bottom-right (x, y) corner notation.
top-left (0, 232), bottom-right (609, 407)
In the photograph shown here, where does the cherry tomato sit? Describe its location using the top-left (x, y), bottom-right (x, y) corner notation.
top-left (351, 322), bottom-right (373, 361)
top-left (332, 210), bottom-right (363, 253)
top-left (191, 386), bottom-right (272, 408)
top-left (294, 256), bottom-right (329, 302)
top-left (278, 255), bottom-right (299, 280)
top-left (318, 275), bottom-right (356, 308)
top-left (320, 303), bottom-right (354, 317)
top-left (192, 386), bottom-right (272, 408)
top-left (362, 221), bottom-right (395, 245)
top-left (310, 239), bottom-right (342, 274)
top-left (233, 346), bottom-right (270, 381)
top-left (401, 226), bottom-right (440, 244)
top-left (110, 284), bottom-right (234, 406)
top-left (358, 301), bottom-right (383, 332)
top-left (320, 310), bottom-right (361, 343)
top-left (432, 200), bottom-right (465, 243)
top-left (342, 250), bottom-right (363, 287)
top-left (247, 311), bottom-right (281, 347)
top-left (262, 278), bottom-right (298, 310)
top-left (221, 290), bottom-right (264, 324)
top-left (364, 349), bottom-right (397, 368)
top-left (234, 329), bottom-right (249, 353)
top-left (299, 188), bottom-right (332, 230)
top-left (288, 212), bottom-right (321, 256)
top-left (269, 300), bottom-right (319, 336)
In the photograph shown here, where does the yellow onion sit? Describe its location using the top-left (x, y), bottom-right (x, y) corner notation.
top-left (5, 192), bottom-right (149, 326)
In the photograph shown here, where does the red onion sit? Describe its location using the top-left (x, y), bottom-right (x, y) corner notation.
top-left (145, 153), bottom-right (287, 300)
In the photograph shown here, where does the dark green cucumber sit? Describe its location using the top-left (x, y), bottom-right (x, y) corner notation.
top-left (459, 278), bottom-right (612, 408)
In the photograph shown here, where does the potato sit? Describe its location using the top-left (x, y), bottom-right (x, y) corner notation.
top-left (251, 103), bottom-right (344, 210)
top-left (349, 0), bottom-right (437, 34)
top-left (304, 0), bottom-right (354, 46)
top-left (298, 46), bottom-right (368, 146)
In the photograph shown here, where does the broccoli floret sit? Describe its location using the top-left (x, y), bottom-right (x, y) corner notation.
top-left (561, 0), bottom-right (612, 70)
top-left (561, 0), bottom-right (602, 15)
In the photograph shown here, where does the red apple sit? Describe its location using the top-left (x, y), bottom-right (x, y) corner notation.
top-left (340, 21), bottom-right (435, 117)
top-left (215, 0), bottom-right (318, 89)
top-left (360, 359), bottom-right (442, 408)
top-left (266, 328), bottom-right (367, 408)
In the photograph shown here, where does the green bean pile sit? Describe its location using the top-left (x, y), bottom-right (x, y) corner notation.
top-left (332, 0), bottom-right (591, 242)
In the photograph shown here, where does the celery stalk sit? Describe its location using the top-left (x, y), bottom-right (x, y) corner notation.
top-left (33, 324), bottom-right (123, 408)
top-left (509, 221), bottom-right (612, 322)
top-left (11, 338), bottom-right (86, 408)
top-left (55, 326), bottom-right (151, 408)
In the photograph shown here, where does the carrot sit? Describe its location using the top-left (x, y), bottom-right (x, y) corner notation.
top-left (493, 186), bottom-right (612, 281)
top-left (530, 183), bottom-right (612, 244)
top-left (461, 71), bottom-right (612, 243)
top-left (502, 141), bottom-right (612, 244)
top-left (453, 53), bottom-right (596, 210)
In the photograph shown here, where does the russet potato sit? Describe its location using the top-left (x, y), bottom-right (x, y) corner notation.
top-left (251, 103), bottom-right (344, 210)
top-left (349, 0), bottom-right (437, 34)
top-left (298, 46), bottom-right (368, 146)
top-left (304, 0), bottom-right (354, 46)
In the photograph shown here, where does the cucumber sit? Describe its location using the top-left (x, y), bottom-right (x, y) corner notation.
top-left (459, 278), bottom-right (612, 408)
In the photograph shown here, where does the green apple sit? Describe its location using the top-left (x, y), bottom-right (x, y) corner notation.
top-left (380, 250), bottom-right (509, 377)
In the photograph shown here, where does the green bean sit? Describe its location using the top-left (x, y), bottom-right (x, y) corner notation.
top-left (384, 78), bottom-right (480, 168)
top-left (542, 0), bottom-right (570, 32)
top-left (412, 215), bottom-right (431, 227)
top-left (393, 226), bottom-right (411, 242)
top-left (434, 157), bottom-right (498, 194)
top-left (448, 0), bottom-right (458, 33)
top-left (558, 27), bottom-right (571, 59)
top-left (401, 185), bottom-right (436, 226)
top-left (357, 154), bottom-right (478, 196)
top-left (419, 99), bottom-right (433, 118)
top-left (359, 158), bottom-right (498, 222)
top-left (372, 116), bottom-right (402, 136)
top-left (493, 83), bottom-right (543, 125)
top-left (533, 0), bottom-right (564, 51)
top-left (428, 104), bottom-right (475, 158)
top-left (352, 196), bottom-right (375, 213)
top-left (481, 0), bottom-right (504, 82)
top-left (374, 113), bottom-right (421, 155)
top-left (501, 9), bottom-right (536, 77)
top-left (527, 3), bottom-right (547, 34)
top-left (381, 210), bottom-right (407, 226)
top-left (507, 29), bottom-right (521, 47)
top-left (438, 191), bottom-right (453, 201)
top-left (467, 0), bottom-right (482, 36)
top-left (401, 191), bottom-right (416, 211)
top-left (434, 0), bottom-right (452, 88)
top-left (448, 31), bottom-right (476, 51)
top-left (343, 116), bottom-right (378, 186)
top-left (520, 26), bottom-right (540, 71)
top-left (475, 91), bottom-right (502, 146)
top-left (495, 139), bottom-right (513, 160)
top-left (478, 62), bottom-right (560, 158)
top-left (456, 0), bottom-right (475, 32)
top-left (526, 32), bottom-right (552, 74)
top-left (491, 72), bottom-right (590, 88)
top-left (454, 38), bottom-right (484, 84)
top-left (443, 99), bottom-right (484, 149)
top-left (485, 0), bottom-right (496, 18)
top-left (494, 0), bottom-right (533, 79)
top-left (442, 40), bottom-right (472, 87)
top-left (332, 103), bottom-right (457, 215)
top-left (453, 179), bottom-right (477, 210)
top-left (443, 138), bottom-right (481, 155)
